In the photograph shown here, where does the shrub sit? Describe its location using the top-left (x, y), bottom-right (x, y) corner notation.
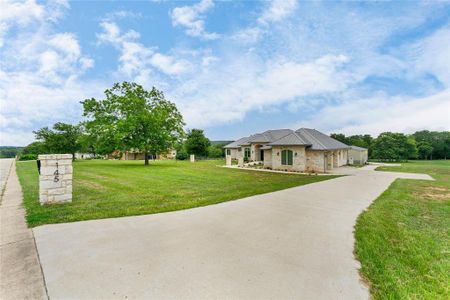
top-left (176, 150), bottom-right (189, 160)
top-left (19, 154), bottom-right (37, 161)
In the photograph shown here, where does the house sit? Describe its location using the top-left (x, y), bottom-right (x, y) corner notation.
top-left (106, 149), bottom-right (177, 160)
top-left (224, 128), bottom-right (350, 173)
top-left (348, 145), bottom-right (368, 165)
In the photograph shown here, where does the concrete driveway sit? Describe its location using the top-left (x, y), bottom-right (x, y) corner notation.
top-left (33, 166), bottom-right (432, 299)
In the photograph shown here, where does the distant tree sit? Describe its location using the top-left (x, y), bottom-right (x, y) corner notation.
top-left (82, 82), bottom-right (185, 165)
top-left (417, 142), bottom-right (433, 160)
top-left (412, 130), bottom-right (450, 159)
top-left (406, 137), bottom-right (418, 159)
top-left (185, 129), bottom-right (210, 157)
top-left (0, 146), bottom-right (23, 158)
top-left (22, 141), bottom-right (46, 155)
top-left (207, 145), bottom-right (223, 158)
top-left (372, 132), bottom-right (410, 161)
top-left (33, 123), bottom-right (81, 160)
top-left (330, 133), bottom-right (348, 144)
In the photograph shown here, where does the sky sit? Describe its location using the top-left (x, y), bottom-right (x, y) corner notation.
top-left (1, 0), bottom-right (450, 146)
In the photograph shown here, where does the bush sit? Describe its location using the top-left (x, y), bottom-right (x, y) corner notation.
top-left (176, 150), bottom-right (189, 160)
top-left (207, 145), bottom-right (223, 158)
top-left (19, 154), bottom-right (37, 161)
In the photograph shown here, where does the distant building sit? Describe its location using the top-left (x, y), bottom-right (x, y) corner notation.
top-left (348, 146), bottom-right (368, 165)
top-left (106, 149), bottom-right (177, 160)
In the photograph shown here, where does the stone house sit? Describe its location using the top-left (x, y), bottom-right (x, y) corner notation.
top-left (348, 145), bottom-right (368, 165)
top-left (224, 128), bottom-right (350, 173)
top-left (106, 149), bottom-right (177, 160)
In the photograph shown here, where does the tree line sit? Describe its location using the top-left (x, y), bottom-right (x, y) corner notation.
top-left (20, 82), bottom-right (228, 165)
top-left (330, 131), bottom-right (450, 161)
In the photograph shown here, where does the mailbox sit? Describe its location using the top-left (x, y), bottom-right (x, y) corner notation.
top-left (36, 159), bottom-right (41, 175)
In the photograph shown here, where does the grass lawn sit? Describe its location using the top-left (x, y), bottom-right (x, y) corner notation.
top-left (355, 160), bottom-right (450, 299)
top-left (17, 159), bottom-right (337, 227)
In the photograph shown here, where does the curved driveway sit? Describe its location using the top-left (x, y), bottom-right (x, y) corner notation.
top-left (33, 165), bottom-right (432, 299)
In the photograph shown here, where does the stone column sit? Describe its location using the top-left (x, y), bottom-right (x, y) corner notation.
top-left (238, 157), bottom-right (244, 167)
top-left (38, 154), bottom-right (73, 205)
top-left (226, 155), bottom-right (232, 166)
top-left (190, 154), bottom-right (195, 162)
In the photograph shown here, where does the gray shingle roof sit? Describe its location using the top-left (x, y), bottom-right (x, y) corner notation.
top-left (224, 128), bottom-right (349, 150)
top-left (247, 129), bottom-right (293, 143)
top-left (350, 145), bottom-right (367, 151)
top-left (295, 128), bottom-right (350, 150)
top-left (223, 136), bottom-right (250, 148)
top-left (268, 132), bottom-right (310, 146)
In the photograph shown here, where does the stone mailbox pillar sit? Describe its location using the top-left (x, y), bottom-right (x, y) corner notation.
top-left (38, 154), bottom-right (73, 205)
top-left (226, 155), bottom-right (232, 166)
top-left (238, 157), bottom-right (244, 167)
top-left (190, 154), bottom-right (195, 162)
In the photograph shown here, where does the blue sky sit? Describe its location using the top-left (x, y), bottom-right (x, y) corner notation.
top-left (1, 0), bottom-right (449, 146)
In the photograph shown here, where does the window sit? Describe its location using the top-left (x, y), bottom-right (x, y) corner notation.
top-left (281, 150), bottom-right (293, 165)
top-left (244, 148), bottom-right (251, 159)
top-left (226, 149), bottom-right (231, 155)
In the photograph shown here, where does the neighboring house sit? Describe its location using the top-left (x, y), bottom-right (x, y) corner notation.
top-left (107, 149), bottom-right (177, 160)
top-left (74, 153), bottom-right (96, 159)
top-left (348, 146), bottom-right (368, 165)
top-left (224, 128), bottom-right (350, 173)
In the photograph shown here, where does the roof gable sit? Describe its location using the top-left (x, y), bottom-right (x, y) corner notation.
top-left (295, 128), bottom-right (349, 150)
top-left (268, 132), bottom-right (310, 146)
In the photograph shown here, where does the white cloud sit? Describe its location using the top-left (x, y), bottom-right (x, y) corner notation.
top-left (170, 53), bottom-right (352, 127)
top-left (0, 0), bottom-right (44, 25)
top-left (0, 0), bottom-right (97, 146)
top-left (294, 89), bottom-right (450, 136)
top-left (258, 0), bottom-right (298, 24)
top-left (171, 0), bottom-right (219, 40)
top-left (412, 26), bottom-right (450, 86)
top-left (97, 21), bottom-right (191, 77)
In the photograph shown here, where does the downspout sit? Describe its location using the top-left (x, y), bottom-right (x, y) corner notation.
top-left (324, 152), bottom-right (326, 173)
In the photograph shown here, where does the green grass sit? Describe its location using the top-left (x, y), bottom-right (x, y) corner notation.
top-left (355, 160), bottom-right (450, 299)
top-left (17, 159), bottom-right (337, 227)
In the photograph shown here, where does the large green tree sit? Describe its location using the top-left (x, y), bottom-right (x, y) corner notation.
top-left (81, 82), bottom-right (184, 165)
top-left (413, 130), bottom-right (450, 159)
top-left (372, 132), bottom-right (410, 161)
top-left (185, 129), bottom-right (210, 157)
top-left (33, 123), bottom-right (82, 160)
top-left (417, 141), bottom-right (433, 160)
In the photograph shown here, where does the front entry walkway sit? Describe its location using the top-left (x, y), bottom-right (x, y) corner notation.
top-left (33, 166), bottom-right (431, 299)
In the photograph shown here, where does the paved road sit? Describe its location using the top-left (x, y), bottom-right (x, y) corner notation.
top-left (34, 166), bottom-right (432, 299)
top-left (0, 158), bottom-right (14, 201)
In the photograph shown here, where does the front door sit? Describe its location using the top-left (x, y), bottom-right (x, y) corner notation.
top-left (260, 150), bottom-right (264, 161)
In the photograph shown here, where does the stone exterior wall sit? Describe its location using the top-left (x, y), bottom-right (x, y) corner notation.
top-left (305, 150), bottom-right (325, 173)
top-left (38, 154), bottom-right (72, 205)
top-left (225, 148), bottom-right (237, 159)
top-left (271, 146), bottom-right (306, 172)
top-left (348, 149), bottom-right (367, 164)
top-left (263, 149), bottom-right (272, 168)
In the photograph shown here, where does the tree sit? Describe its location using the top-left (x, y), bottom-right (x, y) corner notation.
top-left (417, 142), bottom-right (433, 160)
top-left (207, 145), bottom-right (223, 158)
top-left (82, 82), bottom-right (185, 165)
top-left (330, 133), bottom-right (348, 144)
top-left (372, 132), bottom-right (410, 161)
top-left (33, 123), bottom-right (81, 160)
top-left (185, 129), bottom-right (210, 157)
top-left (406, 137), bottom-right (418, 159)
top-left (412, 130), bottom-right (450, 160)
top-left (22, 141), bottom-right (46, 155)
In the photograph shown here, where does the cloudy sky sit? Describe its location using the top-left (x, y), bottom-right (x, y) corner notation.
top-left (1, 0), bottom-right (449, 146)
